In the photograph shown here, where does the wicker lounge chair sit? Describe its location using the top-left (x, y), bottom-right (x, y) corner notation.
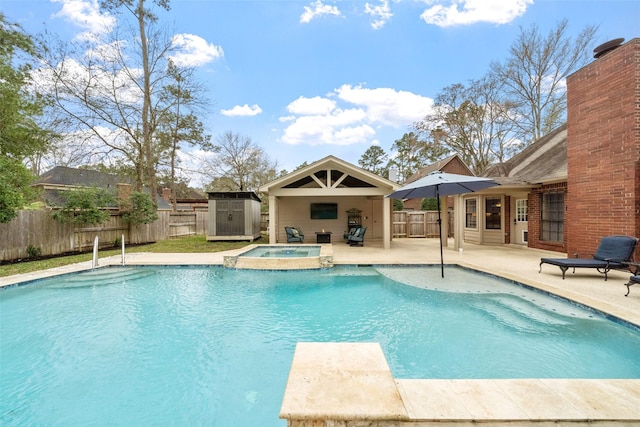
top-left (539, 235), bottom-right (638, 281)
top-left (343, 227), bottom-right (357, 242)
top-left (347, 227), bottom-right (367, 246)
top-left (285, 226), bottom-right (304, 243)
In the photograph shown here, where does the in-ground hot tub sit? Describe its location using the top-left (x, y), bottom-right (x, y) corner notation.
top-left (224, 245), bottom-right (333, 270)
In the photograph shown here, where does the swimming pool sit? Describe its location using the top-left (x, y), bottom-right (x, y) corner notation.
top-left (2, 265), bottom-right (640, 426)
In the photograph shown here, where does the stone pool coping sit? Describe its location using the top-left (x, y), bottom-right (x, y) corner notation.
top-left (222, 243), bottom-right (333, 269)
top-left (280, 342), bottom-right (640, 426)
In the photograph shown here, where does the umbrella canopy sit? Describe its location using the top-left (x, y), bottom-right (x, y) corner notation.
top-left (387, 171), bottom-right (499, 277)
top-left (387, 171), bottom-right (499, 200)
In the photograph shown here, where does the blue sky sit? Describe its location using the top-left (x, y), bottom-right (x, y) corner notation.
top-left (3, 0), bottom-right (639, 183)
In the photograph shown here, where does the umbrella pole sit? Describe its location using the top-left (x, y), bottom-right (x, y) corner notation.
top-left (437, 187), bottom-right (444, 278)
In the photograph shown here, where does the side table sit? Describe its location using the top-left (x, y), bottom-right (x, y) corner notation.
top-left (315, 231), bottom-right (332, 244)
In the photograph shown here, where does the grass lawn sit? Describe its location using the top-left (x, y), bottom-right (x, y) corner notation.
top-left (1, 235), bottom-right (267, 277)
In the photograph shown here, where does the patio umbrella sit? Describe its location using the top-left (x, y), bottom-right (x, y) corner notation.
top-left (387, 171), bottom-right (499, 277)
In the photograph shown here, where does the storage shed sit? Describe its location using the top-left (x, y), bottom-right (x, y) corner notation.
top-left (206, 192), bottom-right (262, 241)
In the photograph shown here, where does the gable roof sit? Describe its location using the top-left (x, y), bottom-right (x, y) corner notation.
top-left (259, 155), bottom-right (400, 196)
top-left (483, 124), bottom-right (567, 185)
top-left (403, 154), bottom-right (474, 185)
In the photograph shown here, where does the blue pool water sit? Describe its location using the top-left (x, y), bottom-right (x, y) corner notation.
top-left (2, 265), bottom-right (640, 426)
top-left (240, 245), bottom-right (321, 257)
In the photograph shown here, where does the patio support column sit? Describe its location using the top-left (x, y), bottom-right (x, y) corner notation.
top-left (453, 195), bottom-right (464, 251)
top-left (440, 196), bottom-right (448, 247)
top-left (269, 195), bottom-right (277, 244)
top-left (383, 196), bottom-right (391, 249)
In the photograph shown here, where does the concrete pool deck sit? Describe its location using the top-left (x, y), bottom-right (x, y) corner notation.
top-left (2, 238), bottom-right (640, 425)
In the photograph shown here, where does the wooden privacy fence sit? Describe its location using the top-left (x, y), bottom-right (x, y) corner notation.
top-left (0, 209), bottom-right (209, 262)
top-left (392, 210), bottom-right (453, 238)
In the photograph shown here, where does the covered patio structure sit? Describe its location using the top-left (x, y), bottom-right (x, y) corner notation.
top-left (258, 156), bottom-right (400, 248)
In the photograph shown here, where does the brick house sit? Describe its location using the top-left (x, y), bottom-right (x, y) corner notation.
top-left (474, 38), bottom-right (639, 256)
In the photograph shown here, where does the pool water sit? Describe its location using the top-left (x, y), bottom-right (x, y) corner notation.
top-left (240, 245), bottom-right (321, 258)
top-left (2, 265), bottom-right (640, 426)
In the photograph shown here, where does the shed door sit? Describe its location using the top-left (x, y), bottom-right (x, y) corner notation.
top-left (216, 200), bottom-right (245, 235)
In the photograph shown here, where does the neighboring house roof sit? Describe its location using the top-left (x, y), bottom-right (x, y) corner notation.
top-left (34, 166), bottom-right (131, 189)
top-left (259, 155), bottom-right (400, 195)
top-left (34, 166), bottom-right (171, 209)
top-left (403, 154), bottom-right (474, 185)
top-left (482, 124), bottom-right (567, 186)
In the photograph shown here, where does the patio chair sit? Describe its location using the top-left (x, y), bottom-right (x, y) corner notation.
top-left (285, 226), bottom-right (304, 243)
top-left (347, 227), bottom-right (367, 246)
top-left (624, 275), bottom-right (639, 297)
top-left (539, 235), bottom-right (638, 281)
top-left (343, 227), bottom-right (357, 243)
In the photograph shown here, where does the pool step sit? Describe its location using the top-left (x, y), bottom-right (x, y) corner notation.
top-left (49, 267), bottom-right (155, 289)
top-left (469, 294), bottom-right (591, 332)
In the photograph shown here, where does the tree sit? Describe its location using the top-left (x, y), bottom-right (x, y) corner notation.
top-left (414, 76), bottom-right (517, 175)
top-left (388, 132), bottom-right (446, 182)
top-left (203, 131), bottom-right (279, 192)
top-left (0, 158), bottom-right (39, 223)
top-left (358, 145), bottom-right (388, 177)
top-left (0, 14), bottom-right (51, 160)
top-left (490, 19), bottom-right (597, 143)
top-left (156, 60), bottom-right (212, 209)
top-left (120, 191), bottom-right (158, 225)
top-left (38, 0), bottom-right (210, 201)
top-left (0, 14), bottom-right (52, 222)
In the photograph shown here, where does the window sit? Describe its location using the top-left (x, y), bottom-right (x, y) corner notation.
top-left (465, 198), bottom-right (477, 228)
top-left (516, 199), bottom-right (528, 222)
top-left (541, 192), bottom-right (564, 242)
top-left (485, 197), bottom-right (501, 230)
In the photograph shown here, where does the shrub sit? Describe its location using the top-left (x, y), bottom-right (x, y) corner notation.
top-left (26, 245), bottom-right (42, 258)
top-left (52, 187), bottom-right (116, 226)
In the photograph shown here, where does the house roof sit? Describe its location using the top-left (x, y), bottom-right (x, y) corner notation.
top-left (483, 124), bottom-right (567, 186)
top-left (34, 166), bottom-right (171, 209)
top-left (34, 166), bottom-right (131, 189)
top-left (259, 155), bottom-right (400, 196)
top-left (403, 154), bottom-right (474, 185)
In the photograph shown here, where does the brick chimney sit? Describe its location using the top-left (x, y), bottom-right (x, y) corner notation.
top-left (117, 183), bottom-right (132, 209)
top-left (566, 38), bottom-right (640, 257)
top-left (162, 188), bottom-right (172, 203)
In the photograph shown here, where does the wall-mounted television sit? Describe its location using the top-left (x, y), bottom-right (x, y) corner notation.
top-left (310, 203), bottom-right (338, 219)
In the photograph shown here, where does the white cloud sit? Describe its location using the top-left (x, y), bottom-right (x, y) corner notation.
top-left (365, 0), bottom-right (393, 30)
top-left (221, 104), bottom-right (263, 117)
top-left (335, 84), bottom-right (434, 126)
top-left (52, 0), bottom-right (114, 40)
top-left (170, 34), bottom-right (224, 67)
top-left (420, 0), bottom-right (533, 27)
top-left (300, 0), bottom-right (342, 24)
top-left (287, 96), bottom-right (336, 115)
top-left (280, 85), bottom-right (433, 146)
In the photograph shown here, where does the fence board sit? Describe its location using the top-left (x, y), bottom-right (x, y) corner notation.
top-left (392, 210), bottom-right (451, 238)
top-left (0, 209), bottom-right (213, 262)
